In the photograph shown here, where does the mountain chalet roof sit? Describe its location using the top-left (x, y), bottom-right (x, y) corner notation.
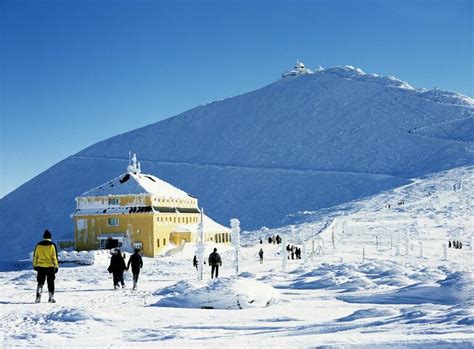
top-left (173, 214), bottom-right (230, 234)
top-left (81, 171), bottom-right (191, 199)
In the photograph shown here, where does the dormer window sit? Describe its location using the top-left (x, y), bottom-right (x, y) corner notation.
top-left (108, 198), bottom-right (119, 206)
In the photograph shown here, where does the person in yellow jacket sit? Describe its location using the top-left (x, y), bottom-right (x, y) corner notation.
top-left (33, 229), bottom-right (59, 303)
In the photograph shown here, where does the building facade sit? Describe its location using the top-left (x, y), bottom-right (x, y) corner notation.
top-left (72, 155), bottom-right (230, 257)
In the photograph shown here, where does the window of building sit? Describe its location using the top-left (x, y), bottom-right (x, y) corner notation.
top-left (157, 239), bottom-right (160, 247)
top-left (108, 218), bottom-right (119, 226)
top-left (108, 198), bottom-right (119, 206)
top-left (163, 238), bottom-right (166, 246)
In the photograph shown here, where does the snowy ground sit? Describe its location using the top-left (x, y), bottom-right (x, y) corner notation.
top-left (0, 167), bottom-right (473, 348)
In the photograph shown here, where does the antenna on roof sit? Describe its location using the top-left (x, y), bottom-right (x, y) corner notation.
top-left (127, 151), bottom-right (133, 173)
top-left (126, 152), bottom-right (141, 174)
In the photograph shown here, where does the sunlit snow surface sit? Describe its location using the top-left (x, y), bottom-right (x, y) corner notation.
top-left (0, 166), bottom-right (472, 347)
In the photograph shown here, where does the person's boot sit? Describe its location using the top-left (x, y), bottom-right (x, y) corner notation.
top-left (133, 281), bottom-right (137, 291)
top-left (35, 286), bottom-right (42, 303)
top-left (48, 292), bottom-right (56, 303)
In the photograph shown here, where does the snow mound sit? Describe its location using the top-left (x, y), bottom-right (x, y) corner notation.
top-left (44, 308), bottom-right (91, 323)
top-left (154, 277), bottom-right (280, 309)
top-left (339, 271), bottom-right (474, 306)
top-left (289, 261), bottom-right (413, 292)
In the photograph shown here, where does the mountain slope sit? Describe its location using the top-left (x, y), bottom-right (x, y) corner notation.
top-left (1, 65), bottom-right (473, 260)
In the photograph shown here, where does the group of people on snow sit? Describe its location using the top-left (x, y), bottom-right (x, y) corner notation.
top-left (385, 200), bottom-right (406, 210)
top-left (33, 228), bottom-right (304, 303)
top-left (32, 229), bottom-right (144, 303)
top-left (286, 244), bottom-right (301, 259)
top-left (448, 240), bottom-right (463, 249)
top-left (107, 247), bottom-right (143, 290)
top-left (267, 235), bottom-right (282, 244)
top-left (193, 248), bottom-right (223, 279)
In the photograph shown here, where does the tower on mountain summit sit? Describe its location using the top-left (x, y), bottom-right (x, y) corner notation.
top-left (282, 60), bottom-right (313, 78)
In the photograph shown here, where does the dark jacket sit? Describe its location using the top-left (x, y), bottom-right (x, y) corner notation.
top-left (127, 252), bottom-right (143, 273)
top-left (208, 252), bottom-right (222, 266)
top-left (109, 253), bottom-right (126, 273)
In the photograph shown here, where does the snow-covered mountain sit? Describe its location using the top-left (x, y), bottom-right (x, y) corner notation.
top-left (1, 65), bottom-right (473, 260)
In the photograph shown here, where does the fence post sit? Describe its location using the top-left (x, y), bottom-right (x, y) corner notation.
top-left (281, 235), bottom-right (288, 272)
top-left (442, 243), bottom-right (448, 261)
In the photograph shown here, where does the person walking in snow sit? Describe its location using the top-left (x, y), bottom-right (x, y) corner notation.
top-left (33, 229), bottom-right (59, 303)
top-left (193, 255), bottom-right (198, 269)
top-left (291, 245), bottom-right (295, 260)
top-left (127, 248), bottom-right (143, 291)
top-left (108, 248), bottom-right (126, 289)
top-left (448, 241), bottom-right (452, 248)
top-left (208, 248), bottom-right (222, 279)
top-left (258, 248), bottom-right (264, 264)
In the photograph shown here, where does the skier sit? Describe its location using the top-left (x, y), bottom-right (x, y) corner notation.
top-left (127, 248), bottom-right (143, 291)
top-left (268, 236), bottom-right (272, 244)
top-left (208, 248), bottom-right (222, 279)
top-left (286, 244), bottom-right (291, 259)
top-left (291, 245), bottom-right (295, 260)
top-left (33, 229), bottom-right (59, 303)
top-left (258, 248), bottom-right (264, 264)
top-left (276, 235), bottom-right (281, 244)
top-left (448, 241), bottom-right (452, 248)
top-left (108, 248), bottom-right (126, 289)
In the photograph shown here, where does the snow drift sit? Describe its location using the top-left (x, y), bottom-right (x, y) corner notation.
top-left (154, 277), bottom-right (280, 309)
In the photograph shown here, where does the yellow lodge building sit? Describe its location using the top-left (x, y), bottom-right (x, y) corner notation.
top-left (72, 154), bottom-right (230, 257)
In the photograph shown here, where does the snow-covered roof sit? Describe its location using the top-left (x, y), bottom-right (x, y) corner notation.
top-left (172, 214), bottom-right (230, 234)
top-left (81, 171), bottom-right (191, 199)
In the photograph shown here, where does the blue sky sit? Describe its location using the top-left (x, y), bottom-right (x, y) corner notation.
top-left (0, 0), bottom-right (472, 198)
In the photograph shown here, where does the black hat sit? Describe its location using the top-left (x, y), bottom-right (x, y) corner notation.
top-left (213, 248), bottom-right (217, 252)
top-left (43, 229), bottom-right (52, 239)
